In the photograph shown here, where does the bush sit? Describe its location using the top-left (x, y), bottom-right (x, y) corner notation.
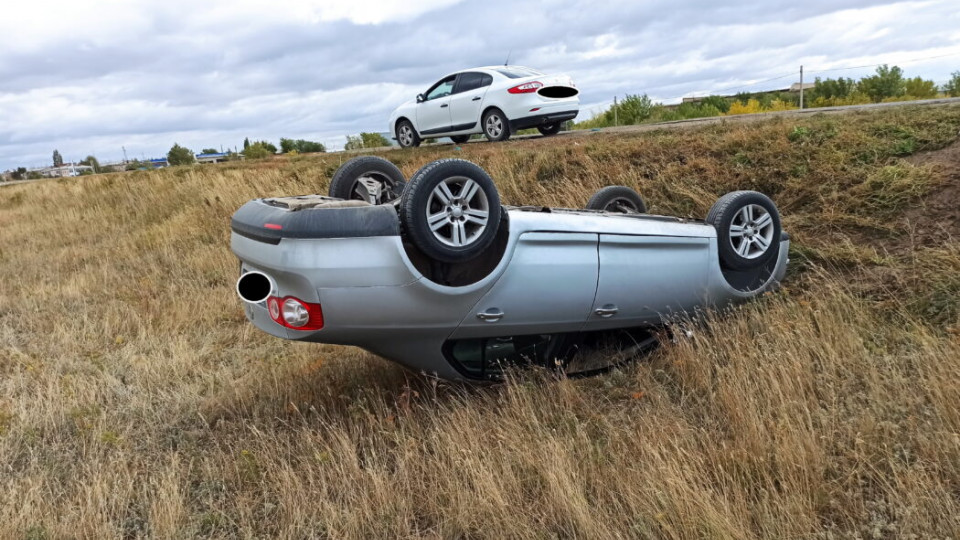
top-left (728, 99), bottom-right (763, 115)
top-left (243, 143), bottom-right (273, 160)
top-left (279, 138), bottom-right (326, 154)
top-left (941, 71), bottom-right (960, 97)
top-left (344, 133), bottom-right (390, 150)
top-left (810, 77), bottom-right (856, 101)
top-left (858, 65), bottom-right (905, 102)
top-left (166, 143), bottom-right (195, 166)
top-left (904, 77), bottom-right (938, 99)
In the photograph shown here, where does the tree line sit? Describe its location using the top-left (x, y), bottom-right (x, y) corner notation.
top-left (576, 66), bottom-right (960, 129)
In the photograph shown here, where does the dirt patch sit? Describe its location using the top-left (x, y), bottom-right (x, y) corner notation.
top-left (896, 141), bottom-right (960, 250)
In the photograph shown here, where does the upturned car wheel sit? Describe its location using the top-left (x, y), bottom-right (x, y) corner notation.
top-left (396, 119), bottom-right (421, 148)
top-left (328, 156), bottom-right (407, 204)
top-left (482, 108), bottom-right (511, 142)
top-left (707, 190), bottom-right (781, 270)
top-left (537, 122), bottom-right (562, 136)
top-left (450, 135), bottom-right (470, 144)
top-left (586, 186), bottom-right (647, 214)
top-left (400, 159), bottom-right (502, 263)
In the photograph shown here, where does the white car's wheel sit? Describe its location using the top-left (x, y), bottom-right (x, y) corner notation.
top-left (396, 119), bottom-right (421, 148)
top-left (482, 108), bottom-right (511, 142)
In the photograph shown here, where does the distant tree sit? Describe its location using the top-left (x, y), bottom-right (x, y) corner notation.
top-left (27, 171), bottom-right (43, 180)
top-left (243, 142), bottom-right (273, 159)
top-left (904, 77), bottom-right (938, 99)
top-left (942, 71), bottom-right (960, 97)
top-left (810, 77), bottom-right (856, 101)
top-left (858, 65), bottom-right (905, 102)
top-left (280, 138), bottom-right (327, 153)
top-left (243, 137), bottom-right (250, 150)
top-left (200, 148), bottom-right (219, 154)
top-left (11, 167), bottom-right (27, 180)
top-left (699, 95), bottom-right (730, 113)
top-left (247, 140), bottom-right (277, 154)
top-left (167, 143), bottom-right (196, 166)
top-left (344, 132), bottom-right (390, 150)
top-left (79, 155), bottom-right (100, 173)
top-left (52, 149), bottom-right (63, 167)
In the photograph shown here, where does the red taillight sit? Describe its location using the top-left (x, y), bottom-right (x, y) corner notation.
top-left (264, 223), bottom-right (282, 230)
top-left (267, 295), bottom-right (324, 331)
top-left (508, 81), bottom-right (543, 94)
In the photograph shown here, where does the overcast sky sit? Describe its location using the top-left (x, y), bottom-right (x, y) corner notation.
top-left (2, 0), bottom-right (958, 170)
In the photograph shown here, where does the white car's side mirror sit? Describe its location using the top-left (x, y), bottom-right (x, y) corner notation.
top-left (416, 94), bottom-right (425, 103)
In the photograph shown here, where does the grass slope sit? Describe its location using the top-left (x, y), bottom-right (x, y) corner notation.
top-left (1, 104), bottom-right (959, 538)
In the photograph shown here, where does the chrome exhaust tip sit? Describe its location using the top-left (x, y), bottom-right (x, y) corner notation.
top-left (236, 271), bottom-right (273, 303)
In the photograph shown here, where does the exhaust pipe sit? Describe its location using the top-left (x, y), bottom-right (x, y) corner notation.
top-left (236, 271), bottom-right (274, 303)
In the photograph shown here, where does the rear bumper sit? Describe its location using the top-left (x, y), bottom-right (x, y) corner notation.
top-left (231, 199), bottom-right (399, 244)
top-left (510, 109), bottom-right (578, 131)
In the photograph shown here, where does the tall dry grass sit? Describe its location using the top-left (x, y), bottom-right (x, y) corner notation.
top-left (1, 104), bottom-right (959, 538)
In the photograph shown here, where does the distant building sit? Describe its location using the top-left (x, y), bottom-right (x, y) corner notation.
top-left (195, 152), bottom-right (230, 164)
top-left (148, 158), bottom-right (168, 168)
top-left (31, 164), bottom-right (94, 178)
top-left (789, 82), bottom-right (815, 92)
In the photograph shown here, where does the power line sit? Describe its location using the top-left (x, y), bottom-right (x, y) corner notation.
top-left (807, 51), bottom-right (960, 74)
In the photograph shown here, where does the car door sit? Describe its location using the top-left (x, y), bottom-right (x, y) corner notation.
top-left (451, 232), bottom-right (599, 339)
top-left (416, 75), bottom-right (455, 135)
top-left (585, 234), bottom-right (712, 330)
top-left (448, 72), bottom-right (493, 131)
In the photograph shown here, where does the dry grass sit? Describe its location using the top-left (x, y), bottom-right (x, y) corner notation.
top-left (1, 104), bottom-right (959, 538)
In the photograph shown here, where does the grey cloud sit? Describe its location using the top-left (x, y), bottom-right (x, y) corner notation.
top-left (2, 0), bottom-right (958, 170)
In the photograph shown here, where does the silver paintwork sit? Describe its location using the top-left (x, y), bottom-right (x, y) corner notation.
top-left (231, 208), bottom-right (790, 381)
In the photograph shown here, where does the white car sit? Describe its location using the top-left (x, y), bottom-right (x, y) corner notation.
top-left (388, 66), bottom-right (579, 146)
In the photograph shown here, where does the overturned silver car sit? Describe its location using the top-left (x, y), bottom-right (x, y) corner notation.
top-left (232, 156), bottom-right (789, 380)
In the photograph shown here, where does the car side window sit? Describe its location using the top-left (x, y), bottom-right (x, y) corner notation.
top-left (480, 74), bottom-right (493, 88)
top-left (425, 76), bottom-right (456, 101)
top-left (453, 72), bottom-right (486, 94)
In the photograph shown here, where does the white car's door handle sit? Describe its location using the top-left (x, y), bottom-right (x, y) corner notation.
top-left (476, 309), bottom-right (504, 322)
top-left (472, 96), bottom-right (482, 101)
top-left (440, 103), bottom-right (449, 108)
top-left (594, 305), bottom-right (619, 318)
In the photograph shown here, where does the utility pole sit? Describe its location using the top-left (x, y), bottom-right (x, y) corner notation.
top-left (613, 96), bottom-right (619, 127)
top-left (799, 65), bottom-right (804, 110)
top-left (122, 146), bottom-right (128, 164)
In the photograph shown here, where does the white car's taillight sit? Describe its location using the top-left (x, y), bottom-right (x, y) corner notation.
top-left (508, 81), bottom-right (543, 94)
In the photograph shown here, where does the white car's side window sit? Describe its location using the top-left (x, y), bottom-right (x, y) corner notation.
top-left (426, 77), bottom-right (455, 100)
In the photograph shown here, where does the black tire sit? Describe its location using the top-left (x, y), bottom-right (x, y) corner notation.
top-left (328, 156), bottom-right (406, 204)
top-left (706, 190), bottom-right (781, 271)
top-left (450, 135), bottom-right (470, 144)
top-left (537, 122), bottom-right (562, 136)
top-left (586, 186), bottom-right (647, 214)
top-left (481, 108), bottom-right (511, 142)
top-left (400, 159), bottom-right (502, 263)
top-left (396, 119), bottom-right (421, 148)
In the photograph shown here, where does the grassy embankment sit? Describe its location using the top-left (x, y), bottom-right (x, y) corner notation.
top-left (1, 104), bottom-right (959, 538)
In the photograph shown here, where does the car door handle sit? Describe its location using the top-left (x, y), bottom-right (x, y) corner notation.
top-left (476, 308), bottom-right (504, 322)
top-left (440, 103), bottom-right (448, 108)
top-left (471, 96), bottom-right (482, 101)
top-left (594, 305), bottom-right (619, 318)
